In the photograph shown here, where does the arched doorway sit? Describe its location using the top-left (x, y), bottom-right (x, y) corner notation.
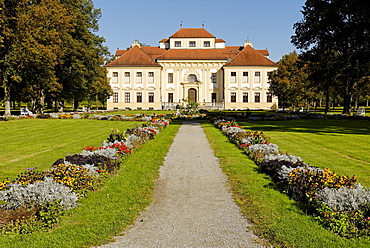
top-left (188, 88), bottom-right (197, 102)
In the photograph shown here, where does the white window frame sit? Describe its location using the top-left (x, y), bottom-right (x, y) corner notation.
top-left (136, 72), bottom-right (142, 83)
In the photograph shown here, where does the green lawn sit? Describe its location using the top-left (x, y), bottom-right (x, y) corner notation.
top-left (0, 118), bottom-right (180, 247)
top-left (240, 119), bottom-right (370, 187)
top-left (0, 119), bottom-right (140, 181)
top-left (202, 119), bottom-right (370, 247)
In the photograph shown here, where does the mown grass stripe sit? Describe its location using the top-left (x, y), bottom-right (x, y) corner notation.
top-left (202, 121), bottom-right (370, 248)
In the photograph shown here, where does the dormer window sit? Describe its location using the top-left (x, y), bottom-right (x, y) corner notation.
top-left (204, 41), bottom-right (210, 47)
top-left (188, 74), bottom-right (197, 83)
top-left (175, 41), bottom-right (181, 47)
top-left (189, 41), bottom-right (196, 47)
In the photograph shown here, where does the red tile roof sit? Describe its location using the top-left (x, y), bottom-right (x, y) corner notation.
top-left (156, 49), bottom-right (228, 60)
top-left (106, 45), bottom-right (161, 67)
top-left (215, 38), bottom-right (225, 43)
top-left (170, 28), bottom-right (215, 38)
top-left (224, 45), bottom-right (277, 67)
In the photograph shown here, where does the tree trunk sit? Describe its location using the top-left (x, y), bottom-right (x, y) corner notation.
top-left (3, 84), bottom-right (11, 116)
top-left (342, 84), bottom-right (352, 115)
top-left (73, 99), bottom-right (79, 111)
top-left (33, 89), bottom-right (45, 114)
top-left (325, 86), bottom-right (330, 114)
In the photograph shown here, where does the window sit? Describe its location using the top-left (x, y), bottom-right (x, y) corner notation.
top-left (243, 92), bottom-right (248, 102)
top-left (136, 72), bottom-right (142, 83)
top-left (231, 72), bottom-right (236, 83)
top-left (168, 93), bottom-right (174, 103)
top-left (136, 92), bottom-right (142, 103)
top-left (204, 41), bottom-right (210, 47)
top-left (255, 92), bottom-right (260, 102)
top-left (231, 92), bottom-right (236, 102)
top-left (148, 72), bottom-right (154, 83)
top-left (189, 41), bottom-right (196, 47)
top-left (266, 93), bottom-right (273, 102)
top-left (125, 92), bottom-right (130, 103)
top-left (211, 93), bottom-right (217, 102)
top-left (188, 74), bottom-right (197, 83)
top-left (112, 72), bottom-right (118, 83)
top-left (148, 92), bottom-right (154, 103)
top-left (255, 72), bottom-right (261, 83)
top-left (211, 73), bottom-right (217, 83)
top-left (175, 41), bottom-right (181, 47)
top-left (242, 72), bottom-right (248, 83)
top-left (113, 92), bottom-right (118, 103)
top-left (168, 73), bottom-right (173, 83)
top-left (124, 72), bottom-right (130, 83)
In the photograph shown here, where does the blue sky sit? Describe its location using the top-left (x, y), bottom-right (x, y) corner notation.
top-left (92, 0), bottom-right (306, 62)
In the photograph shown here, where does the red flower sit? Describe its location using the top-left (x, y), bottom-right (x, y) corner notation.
top-left (96, 169), bottom-right (102, 173)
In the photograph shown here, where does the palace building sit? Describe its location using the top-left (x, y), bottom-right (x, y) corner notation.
top-left (106, 28), bottom-right (278, 111)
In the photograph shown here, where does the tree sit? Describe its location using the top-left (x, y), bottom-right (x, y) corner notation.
top-left (291, 0), bottom-right (370, 114)
top-left (55, 0), bottom-right (110, 111)
top-left (13, 0), bottom-right (74, 114)
top-left (268, 51), bottom-right (308, 111)
top-left (0, 0), bottom-right (23, 116)
top-left (0, 0), bottom-right (110, 114)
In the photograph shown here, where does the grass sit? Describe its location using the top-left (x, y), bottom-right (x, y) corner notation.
top-left (0, 119), bottom-right (143, 181)
top-left (0, 119), bottom-right (180, 247)
top-left (202, 120), bottom-right (370, 247)
top-left (240, 119), bottom-right (370, 187)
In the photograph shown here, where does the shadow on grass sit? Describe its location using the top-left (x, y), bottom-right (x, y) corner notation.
top-left (239, 119), bottom-right (370, 136)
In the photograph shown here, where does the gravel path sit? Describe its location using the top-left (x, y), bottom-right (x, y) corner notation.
top-left (98, 121), bottom-right (266, 248)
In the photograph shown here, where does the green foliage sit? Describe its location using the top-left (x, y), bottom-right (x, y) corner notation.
top-left (181, 97), bottom-right (199, 115)
top-left (292, 0), bottom-right (370, 114)
top-left (107, 129), bottom-right (125, 143)
top-left (0, 0), bottom-right (110, 113)
top-left (269, 51), bottom-right (309, 110)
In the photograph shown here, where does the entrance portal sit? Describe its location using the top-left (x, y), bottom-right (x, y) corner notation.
top-left (188, 88), bottom-right (197, 102)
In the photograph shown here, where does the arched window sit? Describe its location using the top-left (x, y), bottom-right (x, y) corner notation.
top-left (188, 74), bottom-right (197, 83)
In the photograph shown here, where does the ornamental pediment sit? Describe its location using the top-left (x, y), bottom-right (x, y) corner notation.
top-left (166, 87), bottom-right (175, 91)
top-left (147, 86), bottom-right (156, 90)
top-left (123, 87), bottom-right (132, 90)
top-left (228, 86), bottom-right (238, 90)
top-left (253, 86), bottom-right (262, 90)
top-left (241, 86), bottom-right (250, 90)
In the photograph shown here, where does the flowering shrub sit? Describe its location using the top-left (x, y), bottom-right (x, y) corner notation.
top-left (0, 116), bottom-right (170, 235)
top-left (0, 177), bottom-right (78, 210)
top-left (259, 159), bottom-right (305, 180)
top-left (107, 129), bottom-right (125, 143)
top-left (315, 183), bottom-right (370, 212)
top-left (287, 167), bottom-right (358, 203)
top-left (54, 154), bottom-right (121, 173)
top-left (213, 118), bottom-right (369, 238)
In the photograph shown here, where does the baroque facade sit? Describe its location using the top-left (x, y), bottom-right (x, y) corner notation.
top-left (106, 28), bottom-right (278, 110)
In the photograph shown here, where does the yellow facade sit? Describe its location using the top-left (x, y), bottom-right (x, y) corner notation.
top-left (106, 28), bottom-right (278, 111)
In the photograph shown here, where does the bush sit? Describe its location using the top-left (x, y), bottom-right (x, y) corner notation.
top-left (53, 154), bottom-right (121, 174)
top-left (0, 177), bottom-right (78, 210)
top-left (259, 159), bottom-right (305, 180)
top-left (315, 183), bottom-right (370, 212)
top-left (287, 167), bottom-right (357, 203)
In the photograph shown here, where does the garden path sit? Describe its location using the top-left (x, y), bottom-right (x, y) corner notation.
top-left (97, 121), bottom-right (265, 247)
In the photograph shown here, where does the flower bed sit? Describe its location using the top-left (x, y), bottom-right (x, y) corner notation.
top-left (0, 118), bottom-right (170, 235)
top-left (214, 119), bottom-right (370, 238)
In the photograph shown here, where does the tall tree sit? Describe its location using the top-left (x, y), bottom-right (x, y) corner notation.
top-left (0, 0), bottom-right (22, 116)
top-left (292, 0), bottom-right (370, 114)
top-left (56, 0), bottom-right (110, 111)
top-left (269, 51), bottom-right (308, 111)
top-left (14, 0), bottom-right (73, 113)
